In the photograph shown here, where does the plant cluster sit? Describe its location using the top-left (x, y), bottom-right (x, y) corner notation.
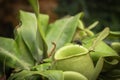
top-left (0, 0), bottom-right (120, 80)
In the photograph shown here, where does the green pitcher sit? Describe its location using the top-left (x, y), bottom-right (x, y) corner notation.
top-left (52, 44), bottom-right (94, 80)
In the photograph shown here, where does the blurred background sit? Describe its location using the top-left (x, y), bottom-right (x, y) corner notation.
top-left (0, 0), bottom-right (120, 38)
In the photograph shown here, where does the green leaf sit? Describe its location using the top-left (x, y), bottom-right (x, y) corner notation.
top-left (8, 70), bottom-right (64, 80)
top-left (28, 0), bottom-right (48, 58)
top-left (111, 42), bottom-right (120, 53)
top-left (83, 37), bottom-right (118, 62)
top-left (102, 56), bottom-right (120, 72)
top-left (77, 12), bottom-right (85, 30)
top-left (90, 41), bottom-right (118, 62)
top-left (78, 19), bottom-right (85, 30)
top-left (14, 27), bottom-right (35, 67)
top-left (36, 14), bottom-right (49, 58)
top-left (39, 14), bottom-right (49, 34)
top-left (87, 21), bottom-right (99, 30)
top-left (28, 0), bottom-right (39, 16)
top-left (19, 10), bottom-right (49, 61)
top-left (0, 37), bottom-right (30, 70)
top-left (32, 63), bottom-right (51, 71)
top-left (98, 56), bottom-right (120, 80)
top-left (19, 10), bottom-right (42, 62)
top-left (89, 27), bottom-right (110, 51)
top-left (76, 20), bottom-right (97, 40)
top-left (82, 28), bottom-right (118, 63)
top-left (110, 31), bottom-right (120, 36)
top-left (46, 13), bottom-right (83, 54)
top-left (91, 57), bottom-right (104, 80)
